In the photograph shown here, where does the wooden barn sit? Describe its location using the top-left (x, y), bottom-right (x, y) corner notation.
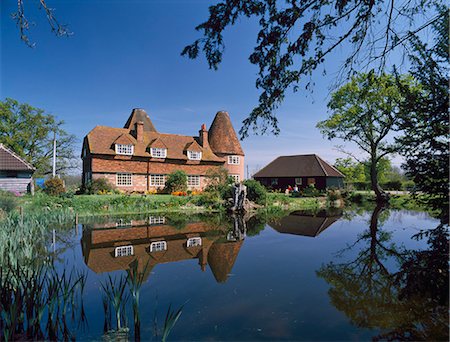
top-left (0, 144), bottom-right (35, 194)
top-left (253, 154), bottom-right (344, 191)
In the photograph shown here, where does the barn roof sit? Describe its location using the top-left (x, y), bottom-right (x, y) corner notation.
top-left (0, 144), bottom-right (35, 171)
top-left (253, 154), bottom-right (344, 178)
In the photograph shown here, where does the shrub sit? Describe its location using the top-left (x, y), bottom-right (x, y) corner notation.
top-left (84, 178), bottom-right (115, 195)
top-left (0, 190), bottom-right (18, 213)
top-left (327, 188), bottom-right (342, 201)
top-left (302, 184), bottom-right (320, 197)
top-left (165, 170), bottom-right (188, 193)
top-left (43, 178), bottom-right (66, 196)
top-left (382, 180), bottom-right (402, 191)
top-left (352, 181), bottom-right (371, 190)
top-left (402, 180), bottom-right (416, 191)
top-left (243, 179), bottom-right (267, 205)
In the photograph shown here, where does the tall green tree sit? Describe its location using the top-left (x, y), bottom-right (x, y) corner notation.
top-left (317, 72), bottom-right (414, 202)
top-left (182, 0), bottom-right (444, 137)
top-left (333, 158), bottom-right (365, 183)
top-left (395, 6), bottom-right (449, 220)
top-left (0, 98), bottom-right (77, 176)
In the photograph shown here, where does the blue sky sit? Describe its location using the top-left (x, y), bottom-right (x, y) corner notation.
top-left (1, 0), bottom-right (405, 176)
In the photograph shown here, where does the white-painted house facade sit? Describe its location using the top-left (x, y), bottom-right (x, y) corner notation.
top-left (0, 144), bottom-right (35, 194)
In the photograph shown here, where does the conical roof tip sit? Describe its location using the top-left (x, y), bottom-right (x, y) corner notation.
top-left (208, 111), bottom-right (244, 155)
top-left (124, 108), bottom-right (157, 132)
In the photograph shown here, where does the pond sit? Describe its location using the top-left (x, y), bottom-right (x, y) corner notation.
top-left (1, 206), bottom-right (448, 341)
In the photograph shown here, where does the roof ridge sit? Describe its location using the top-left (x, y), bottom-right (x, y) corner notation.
top-left (0, 144), bottom-right (35, 170)
top-left (317, 155), bottom-right (345, 177)
top-left (314, 154), bottom-right (328, 176)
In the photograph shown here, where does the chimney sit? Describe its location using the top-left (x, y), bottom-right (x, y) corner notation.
top-left (136, 121), bottom-right (144, 142)
top-left (199, 123), bottom-right (209, 148)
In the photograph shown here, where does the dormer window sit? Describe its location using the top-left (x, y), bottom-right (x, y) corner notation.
top-left (187, 151), bottom-right (202, 160)
top-left (115, 245), bottom-right (133, 257)
top-left (228, 155), bottom-right (240, 165)
top-left (187, 237), bottom-right (202, 247)
top-left (151, 147), bottom-right (167, 158)
top-left (116, 144), bottom-right (134, 155)
top-left (150, 241), bottom-right (167, 252)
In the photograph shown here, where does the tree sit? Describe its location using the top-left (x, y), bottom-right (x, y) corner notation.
top-left (182, 0), bottom-right (444, 137)
top-left (395, 6), bottom-right (449, 220)
top-left (316, 72), bottom-right (414, 202)
top-left (164, 170), bottom-right (188, 193)
top-left (0, 98), bottom-right (78, 176)
top-left (10, 0), bottom-right (70, 47)
top-left (334, 158), bottom-right (365, 183)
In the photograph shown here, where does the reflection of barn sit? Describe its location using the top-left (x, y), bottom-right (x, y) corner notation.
top-left (81, 217), bottom-right (243, 283)
top-left (268, 209), bottom-right (343, 237)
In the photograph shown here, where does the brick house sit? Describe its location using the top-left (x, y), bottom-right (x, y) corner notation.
top-left (81, 109), bottom-right (245, 192)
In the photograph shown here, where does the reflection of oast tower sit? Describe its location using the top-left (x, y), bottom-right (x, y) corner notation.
top-left (269, 209), bottom-right (343, 237)
top-left (81, 217), bottom-right (244, 283)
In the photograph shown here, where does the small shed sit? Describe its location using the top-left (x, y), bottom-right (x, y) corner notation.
top-left (0, 144), bottom-right (35, 194)
top-left (253, 154), bottom-right (344, 191)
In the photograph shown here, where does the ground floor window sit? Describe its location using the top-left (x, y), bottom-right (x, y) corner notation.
top-left (115, 245), bottom-right (133, 257)
top-left (187, 237), bottom-right (202, 247)
top-left (150, 241), bottom-right (167, 252)
top-left (187, 175), bottom-right (200, 187)
top-left (231, 174), bottom-right (240, 183)
top-left (295, 178), bottom-right (302, 185)
top-left (150, 174), bottom-right (166, 186)
top-left (271, 178), bottom-right (278, 186)
top-left (117, 173), bottom-right (132, 186)
top-left (149, 216), bottom-right (165, 225)
top-left (307, 178), bottom-right (316, 186)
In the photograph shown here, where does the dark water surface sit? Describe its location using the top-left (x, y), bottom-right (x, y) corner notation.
top-left (20, 207), bottom-right (450, 340)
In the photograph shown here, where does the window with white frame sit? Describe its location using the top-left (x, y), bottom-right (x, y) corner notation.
top-left (116, 173), bottom-right (132, 186)
top-left (150, 241), bottom-right (167, 252)
top-left (150, 148), bottom-right (167, 158)
top-left (295, 178), bottom-right (302, 185)
top-left (231, 174), bottom-right (240, 183)
top-left (115, 144), bottom-right (134, 155)
top-left (150, 174), bottom-right (165, 186)
top-left (228, 155), bottom-right (240, 165)
top-left (187, 151), bottom-right (202, 160)
top-left (149, 216), bottom-right (165, 225)
top-left (187, 237), bottom-right (202, 247)
top-left (115, 245), bottom-right (133, 257)
top-left (187, 175), bottom-right (200, 187)
top-left (116, 219), bottom-right (132, 227)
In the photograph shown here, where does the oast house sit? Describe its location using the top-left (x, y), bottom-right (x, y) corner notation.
top-left (81, 109), bottom-right (244, 192)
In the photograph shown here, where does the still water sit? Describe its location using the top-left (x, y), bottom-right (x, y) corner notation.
top-left (8, 207), bottom-right (450, 340)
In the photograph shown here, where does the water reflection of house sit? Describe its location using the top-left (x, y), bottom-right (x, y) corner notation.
top-left (81, 217), bottom-right (243, 283)
top-left (269, 209), bottom-right (343, 237)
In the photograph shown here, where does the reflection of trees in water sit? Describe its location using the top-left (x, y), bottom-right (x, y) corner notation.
top-left (317, 204), bottom-right (449, 340)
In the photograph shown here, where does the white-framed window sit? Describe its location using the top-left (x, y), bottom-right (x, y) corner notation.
top-left (187, 175), bottom-right (200, 187)
top-left (115, 245), bottom-right (133, 257)
top-left (150, 241), bottom-right (167, 252)
top-left (116, 219), bottom-right (132, 227)
top-left (187, 237), bottom-right (202, 247)
top-left (151, 148), bottom-right (167, 158)
top-left (116, 173), bottom-right (132, 186)
top-left (187, 151), bottom-right (202, 160)
top-left (295, 178), bottom-right (302, 185)
top-left (115, 144), bottom-right (134, 155)
top-left (149, 216), bottom-right (166, 225)
top-left (228, 155), bottom-right (240, 165)
top-left (231, 174), bottom-right (240, 183)
top-left (150, 174), bottom-right (166, 186)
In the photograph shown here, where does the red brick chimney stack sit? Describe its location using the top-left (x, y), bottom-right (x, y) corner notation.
top-left (199, 123), bottom-right (209, 148)
top-left (136, 121), bottom-right (144, 142)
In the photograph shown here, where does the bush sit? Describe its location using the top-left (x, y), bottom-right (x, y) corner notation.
top-left (0, 190), bottom-right (18, 213)
top-left (84, 178), bottom-right (115, 194)
top-left (382, 180), bottom-right (402, 191)
top-left (243, 179), bottom-right (267, 205)
top-left (204, 167), bottom-right (233, 200)
top-left (352, 181), bottom-right (371, 190)
top-left (165, 170), bottom-right (188, 193)
top-left (302, 184), bottom-right (321, 197)
top-left (402, 180), bottom-right (416, 191)
top-left (43, 178), bottom-right (66, 196)
top-left (327, 188), bottom-right (342, 201)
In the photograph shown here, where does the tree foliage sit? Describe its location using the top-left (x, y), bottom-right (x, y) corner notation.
top-left (0, 98), bottom-right (78, 176)
top-left (334, 158), bottom-right (365, 182)
top-left (395, 6), bottom-right (449, 220)
top-left (182, 0), bottom-right (444, 137)
top-left (317, 72), bottom-right (414, 201)
top-left (164, 170), bottom-right (188, 193)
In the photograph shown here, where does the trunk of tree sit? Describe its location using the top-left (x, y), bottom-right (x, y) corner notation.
top-left (370, 155), bottom-right (389, 203)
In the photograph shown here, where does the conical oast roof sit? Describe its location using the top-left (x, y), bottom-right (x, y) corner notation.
top-left (208, 241), bottom-right (243, 283)
top-left (208, 111), bottom-right (244, 155)
top-left (124, 108), bottom-right (157, 132)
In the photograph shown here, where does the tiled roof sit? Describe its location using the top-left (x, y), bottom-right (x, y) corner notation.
top-left (253, 154), bottom-right (344, 178)
top-left (84, 108), bottom-right (246, 162)
top-left (0, 144), bottom-right (35, 171)
top-left (208, 111), bottom-right (244, 156)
